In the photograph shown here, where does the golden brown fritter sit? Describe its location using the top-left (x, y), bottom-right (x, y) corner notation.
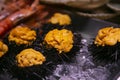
top-left (8, 26), bottom-right (36, 45)
top-left (16, 48), bottom-right (46, 67)
top-left (95, 27), bottom-right (120, 46)
top-left (49, 13), bottom-right (71, 25)
top-left (0, 41), bottom-right (8, 57)
top-left (44, 29), bottom-right (73, 53)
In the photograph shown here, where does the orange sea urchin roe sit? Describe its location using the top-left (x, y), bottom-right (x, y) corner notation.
top-left (16, 48), bottom-right (46, 67)
top-left (49, 13), bottom-right (71, 25)
top-left (0, 41), bottom-right (8, 57)
top-left (94, 27), bottom-right (120, 46)
top-left (8, 26), bottom-right (36, 45)
top-left (44, 29), bottom-right (73, 53)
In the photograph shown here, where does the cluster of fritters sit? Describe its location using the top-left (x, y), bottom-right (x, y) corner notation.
top-left (0, 13), bottom-right (73, 67)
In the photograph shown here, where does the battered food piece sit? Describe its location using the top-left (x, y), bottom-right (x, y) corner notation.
top-left (8, 26), bottom-right (36, 45)
top-left (16, 48), bottom-right (46, 67)
top-left (94, 27), bottom-right (120, 46)
top-left (0, 41), bottom-right (8, 57)
top-left (49, 13), bottom-right (71, 25)
top-left (44, 29), bottom-right (73, 53)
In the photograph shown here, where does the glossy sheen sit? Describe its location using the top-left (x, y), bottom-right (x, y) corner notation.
top-left (44, 29), bottom-right (73, 53)
top-left (8, 26), bottom-right (36, 45)
top-left (94, 27), bottom-right (120, 46)
top-left (16, 48), bottom-right (46, 67)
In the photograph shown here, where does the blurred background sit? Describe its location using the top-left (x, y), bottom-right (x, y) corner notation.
top-left (0, 0), bottom-right (120, 24)
top-left (39, 0), bottom-right (120, 24)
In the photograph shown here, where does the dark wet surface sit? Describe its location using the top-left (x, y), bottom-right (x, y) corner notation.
top-left (0, 13), bottom-right (120, 80)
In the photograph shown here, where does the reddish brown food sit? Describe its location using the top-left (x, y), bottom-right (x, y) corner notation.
top-left (0, 0), bottom-right (44, 38)
top-left (0, 0), bottom-right (27, 21)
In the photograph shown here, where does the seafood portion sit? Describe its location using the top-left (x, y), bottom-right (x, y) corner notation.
top-left (44, 29), bottom-right (73, 53)
top-left (0, 41), bottom-right (8, 57)
top-left (89, 26), bottom-right (120, 63)
top-left (8, 26), bottom-right (36, 45)
top-left (16, 48), bottom-right (46, 67)
top-left (0, 0), bottom-right (41, 37)
top-left (0, 0), bottom-right (27, 21)
top-left (49, 13), bottom-right (71, 25)
top-left (95, 27), bottom-right (120, 46)
top-left (0, 0), bottom-right (82, 80)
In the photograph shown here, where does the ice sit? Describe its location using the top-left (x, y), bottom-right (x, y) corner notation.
top-left (46, 39), bottom-right (111, 80)
top-left (117, 77), bottom-right (120, 80)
